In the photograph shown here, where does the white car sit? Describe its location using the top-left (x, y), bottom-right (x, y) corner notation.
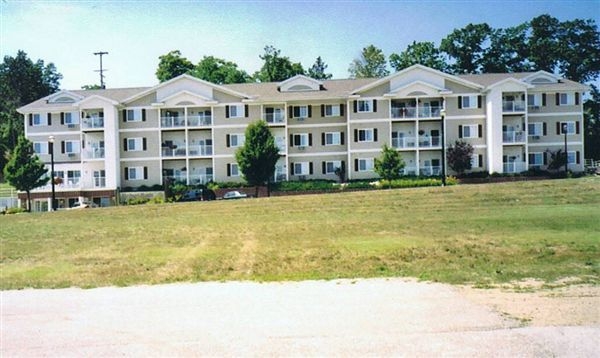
top-left (223, 191), bottom-right (248, 200)
top-left (70, 201), bottom-right (98, 209)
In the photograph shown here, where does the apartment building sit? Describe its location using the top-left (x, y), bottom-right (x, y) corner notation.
top-left (17, 65), bottom-right (587, 211)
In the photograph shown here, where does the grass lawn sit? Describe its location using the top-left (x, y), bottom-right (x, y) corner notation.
top-left (1, 177), bottom-right (599, 289)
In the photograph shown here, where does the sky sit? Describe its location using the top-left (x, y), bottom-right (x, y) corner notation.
top-left (2, 0), bottom-right (599, 90)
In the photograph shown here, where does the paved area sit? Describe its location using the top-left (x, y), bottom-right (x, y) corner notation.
top-left (2, 279), bottom-right (599, 357)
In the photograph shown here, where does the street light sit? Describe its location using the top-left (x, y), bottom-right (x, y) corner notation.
top-left (440, 108), bottom-right (446, 186)
top-left (561, 122), bottom-right (568, 174)
top-left (48, 135), bottom-right (56, 211)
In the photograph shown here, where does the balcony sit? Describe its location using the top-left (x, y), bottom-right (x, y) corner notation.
top-left (391, 106), bottom-right (417, 119)
top-left (82, 148), bottom-right (105, 159)
top-left (418, 136), bottom-right (441, 148)
top-left (502, 100), bottom-right (526, 112)
top-left (161, 146), bottom-right (186, 157)
top-left (161, 116), bottom-right (186, 128)
top-left (400, 166), bottom-right (417, 176)
top-left (164, 174), bottom-right (187, 184)
top-left (264, 111), bottom-right (286, 124)
top-left (189, 174), bottom-right (214, 185)
top-left (188, 115), bottom-right (212, 127)
top-left (188, 144), bottom-right (213, 156)
top-left (275, 137), bottom-right (286, 152)
top-left (81, 117), bottom-right (104, 129)
top-left (391, 136), bottom-right (416, 149)
top-left (503, 131), bottom-right (526, 143)
top-left (419, 166), bottom-right (442, 176)
top-left (503, 161), bottom-right (527, 173)
top-left (93, 177), bottom-right (106, 188)
top-left (418, 106), bottom-right (442, 118)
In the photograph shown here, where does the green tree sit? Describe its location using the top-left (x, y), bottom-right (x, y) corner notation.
top-left (254, 46), bottom-right (304, 82)
top-left (584, 84), bottom-right (600, 160)
top-left (481, 24), bottom-right (531, 73)
top-left (389, 41), bottom-right (449, 72)
top-left (546, 149), bottom-right (567, 171)
top-left (348, 45), bottom-right (389, 78)
top-left (155, 50), bottom-right (195, 82)
top-left (446, 140), bottom-right (474, 175)
top-left (374, 144), bottom-right (405, 188)
top-left (440, 23), bottom-right (492, 74)
top-left (307, 56), bottom-right (333, 80)
top-left (1, 50), bottom-right (62, 179)
top-left (528, 14), bottom-right (562, 74)
top-left (189, 56), bottom-right (251, 84)
top-left (235, 120), bottom-right (280, 197)
top-left (556, 18), bottom-right (600, 83)
top-left (3, 136), bottom-right (49, 211)
top-left (81, 84), bottom-right (102, 90)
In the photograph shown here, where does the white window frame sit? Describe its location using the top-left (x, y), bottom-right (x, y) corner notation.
top-left (33, 141), bottom-right (48, 154)
top-left (358, 158), bottom-right (374, 172)
top-left (67, 170), bottom-right (81, 185)
top-left (294, 162), bottom-right (310, 175)
top-left (529, 152), bottom-right (544, 166)
top-left (127, 138), bottom-right (143, 151)
top-left (325, 160), bottom-right (341, 174)
top-left (293, 133), bottom-right (309, 147)
top-left (128, 167), bottom-right (144, 181)
top-left (293, 106), bottom-right (308, 119)
top-left (528, 122), bottom-right (543, 136)
top-left (559, 93), bottom-right (573, 106)
top-left (560, 121), bottom-right (576, 135)
top-left (64, 140), bottom-right (80, 154)
top-left (527, 94), bottom-right (540, 108)
top-left (567, 151), bottom-right (576, 164)
top-left (325, 132), bottom-right (341, 146)
top-left (358, 129), bottom-right (374, 142)
top-left (230, 163), bottom-right (239, 177)
top-left (126, 109), bottom-right (143, 122)
top-left (230, 133), bottom-right (245, 148)
top-left (64, 112), bottom-right (79, 125)
top-left (461, 95), bottom-right (478, 109)
top-left (470, 154), bottom-right (480, 168)
top-left (462, 124), bottom-right (478, 139)
top-left (324, 104), bottom-right (340, 117)
top-left (229, 104), bottom-right (244, 118)
top-left (357, 100), bottom-right (373, 113)
top-left (32, 113), bottom-right (43, 126)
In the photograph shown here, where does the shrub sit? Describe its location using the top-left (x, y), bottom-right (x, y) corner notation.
top-left (273, 180), bottom-right (336, 192)
top-left (5, 207), bottom-right (26, 214)
top-left (125, 196), bottom-right (150, 205)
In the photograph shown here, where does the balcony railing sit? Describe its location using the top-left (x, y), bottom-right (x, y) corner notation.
top-left (81, 117), bottom-right (104, 129)
top-left (502, 100), bottom-right (526, 112)
top-left (418, 106), bottom-right (442, 118)
top-left (164, 174), bottom-right (187, 184)
top-left (82, 148), bottom-right (105, 159)
top-left (419, 166), bottom-right (442, 176)
top-left (418, 136), bottom-right (441, 148)
top-left (391, 136), bottom-right (416, 149)
top-left (391, 106), bottom-right (417, 119)
top-left (264, 112), bottom-right (286, 124)
top-left (503, 131), bottom-right (526, 143)
top-left (189, 174), bottom-right (213, 185)
top-left (188, 145), bottom-right (213, 156)
top-left (161, 146), bottom-right (187, 157)
top-left (503, 161), bottom-right (527, 173)
top-left (188, 115), bottom-right (212, 127)
top-left (400, 166), bottom-right (418, 176)
top-left (161, 116), bottom-right (186, 128)
top-left (94, 177), bottom-right (106, 188)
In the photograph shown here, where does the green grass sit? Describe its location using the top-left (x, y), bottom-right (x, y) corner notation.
top-left (1, 177), bottom-right (599, 289)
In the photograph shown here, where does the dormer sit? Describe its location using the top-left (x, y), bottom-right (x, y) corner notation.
top-left (279, 75), bottom-right (323, 92)
top-left (384, 80), bottom-right (452, 98)
top-left (46, 91), bottom-right (84, 104)
top-left (522, 71), bottom-right (561, 85)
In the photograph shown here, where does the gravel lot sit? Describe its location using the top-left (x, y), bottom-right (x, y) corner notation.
top-left (2, 278), bottom-right (599, 357)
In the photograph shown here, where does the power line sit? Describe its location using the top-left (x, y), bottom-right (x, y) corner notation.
top-left (93, 51), bottom-right (108, 89)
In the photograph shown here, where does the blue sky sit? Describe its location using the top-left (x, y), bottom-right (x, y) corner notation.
top-left (2, 0), bottom-right (599, 89)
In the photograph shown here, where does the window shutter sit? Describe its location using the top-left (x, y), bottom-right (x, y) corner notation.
top-left (308, 133), bottom-right (312, 146)
top-left (341, 161), bottom-right (345, 174)
top-left (225, 106), bottom-right (230, 118)
top-left (477, 96), bottom-right (482, 108)
top-left (47, 113), bottom-right (52, 125)
top-left (321, 105), bottom-right (325, 117)
top-left (144, 167), bottom-right (148, 180)
top-left (82, 140), bottom-right (85, 149)
top-left (125, 167), bottom-right (129, 180)
top-left (528, 153), bottom-right (534, 164)
top-left (576, 151), bottom-right (580, 164)
top-left (244, 105), bottom-right (249, 118)
top-left (61, 141), bottom-right (65, 154)
top-left (543, 152), bottom-right (548, 165)
top-left (354, 129), bottom-right (358, 142)
top-left (478, 124), bottom-right (483, 138)
top-left (458, 96), bottom-right (463, 109)
top-left (60, 112), bottom-right (65, 125)
top-left (29, 114), bottom-right (33, 126)
top-left (321, 133), bottom-right (325, 145)
top-left (289, 134), bottom-right (294, 147)
top-left (227, 164), bottom-right (231, 176)
top-left (556, 122), bottom-right (561, 135)
top-left (543, 122), bottom-right (547, 136)
top-left (124, 138), bottom-right (128, 151)
top-left (373, 100), bottom-right (377, 112)
top-left (555, 93), bottom-right (560, 106)
top-left (122, 109), bottom-right (127, 122)
top-left (322, 162), bottom-right (326, 174)
top-left (575, 121), bottom-right (580, 134)
top-left (308, 105), bottom-right (312, 118)
top-left (354, 159), bottom-right (358, 172)
top-left (288, 106), bottom-right (293, 119)
top-left (142, 109), bottom-right (146, 121)
top-left (341, 132), bottom-right (345, 145)
top-left (340, 104), bottom-right (345, 116)
top-left (374, 128), bottom-right (378, 141)
top-left (575, 92), bottom-right (580, 105)
top-left (290, 163), bottom-right (295, 176)
top-left (309, 162), bottom-right (313, 175)
top-left (542, 93), bottom-right (547, 106)
top-left (458, 125), bottom-right (463, 138)
top-left (142, 138), bottom-right (147, 151)
top-left (99, 111), bottom-right (104, 118)
top-left (226, 134), bottom-right (230, 148)
top-left (353, 100), bottom-right (357, 113)
top-left (478, 154), bottom-right (483, 168)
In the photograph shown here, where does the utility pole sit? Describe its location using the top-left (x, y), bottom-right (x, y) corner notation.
top-left (94, 51), bottom-right (108, 89)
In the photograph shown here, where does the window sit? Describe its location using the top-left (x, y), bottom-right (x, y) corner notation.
top-left (559, 121), bottom-right (577, 135)
top-left (324, 104), bottom-right (340, 117)
top-left (33, 142), bottom-right (48, 154)
top-left (357, 158), bottom-right (374, 172)
top-left (325, 161), bottom-right (341, 174)
top-left (126, 138), bottom-right (144, 151)
top-left (357, 129), bottom-right (375, 142)
top-left (93, 170), bottom-right (106, 187)
top-left (461, 95), bottom-right (478, 109)
top-left (527, 94), bottom-right (540, 108)
top-left (67, 170), bottom-right (81, 185)
top-left (228, 104), bottom-right (244, 118)
top-left (529, 152), bottom-right (544, 166)
top-left (228, 163), bottom-right (239, 176)
top-left (471, 154), bottom-right (483, 168)
top-left (460, 124), bottom-right (479, 139)
top-left (32, 114), bottom-right (42, 126)
top-left (528, 122), bottom-right (543, 136)
top-left (228, 134), bottom-right (245, 147)
top-left (63, 112), bottom-right (79, 125)
top-left (127, 167), bottom-right (145, 180)
top-left (559, 93), bottom-right (571, 105)
top-left (567, 151), bottom-right (577, 164)
top-left (126, 109), bottom-right (143, 122)
top-left (293, 106), bottom-right (308, 118)
top-left (64, 140), bottom-right (80, 154)
top-left (357, 100), bottom-right (372, 113)
top-left (325, 132), bottom-right (341, 146)
top-left (293, 162), bottom-right (310, 175)
top-left (293, 133), bottom-right (310, 147)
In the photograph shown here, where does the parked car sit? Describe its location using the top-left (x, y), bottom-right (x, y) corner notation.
top-left (70, 201), bottom-right (98, 209)
top-left (223, 191), bottom-right (248, 200)
top-left (178, 189), bottom-right (216, 202)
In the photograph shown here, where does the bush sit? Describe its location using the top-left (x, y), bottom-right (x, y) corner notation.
top-left (125, 196), bottom-right (150, 205)
top-left (459, 171), bottom-right (490, 179)
top-left (5, 207), bottom-right (26, 214)
top-left (273, 180), bottom-right (336, 192)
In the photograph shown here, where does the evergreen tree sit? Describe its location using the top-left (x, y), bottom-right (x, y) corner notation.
top-left (155, 50), bottom-right (195, 82)
top-left (308, 56), bottom-right (333, 80)
top-left (348, 45), bottom-right (389, 78)
top-left (3, 136), bottom-right (49, 211)
top-left (254, 46), bottom-right (304, 82)
top-left (374, 144), bottom-right (405, 188)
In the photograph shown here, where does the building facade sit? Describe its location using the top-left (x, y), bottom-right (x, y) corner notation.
top-left (17, 65), bottom-right (587, 211)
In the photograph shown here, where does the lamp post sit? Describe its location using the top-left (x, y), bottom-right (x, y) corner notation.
top-left (562, 123), bottom-right (568, 174)
top-left (440, 109), bottom-right (446, 186)
top-left (48, 135), bottom-right (56, 211)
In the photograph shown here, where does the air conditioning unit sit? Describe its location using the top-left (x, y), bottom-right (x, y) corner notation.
top-left (296, 117), bottom-right (305, 121)
top-left (532, 135), bottom-right (540, 140)
top-left (67, 124), bottom-right (76, 128)
top-left (297, 146), bottom-right (306, 150)
top-left (68, 153), bottom-right (76, 157)
top-left (298, 175), bottom-right (307, 181)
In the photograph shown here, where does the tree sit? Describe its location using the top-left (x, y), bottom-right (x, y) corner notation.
top-left (235, 120), bottom-right (280, 197)
top-left (307, 56), bottom-right (333, 80)
top-left (374, 144), bottom-right (405, 188)
top-left (584, 84), bottom-right (600, 160)
top-left (546, 149), bottom-right (567, 171)
top-left (254, 46), bottom-right (304, 82)
top-left (440, 23), bottom-right (492, 74)
top-left (528, 14), bottom-right (562, 74)
top-left (155, 50), bottom-right (195, 82)
top-left (81, 84), bottom-right (102, 90)
top-left (446, 140), bottom-right (474, 175)
top-left (556, 18), bottom-right (600, 83)
top-left (481, 24), bottom-right (531, 73)
top-left (3, 136), bottom-right (49, 211)
top-left (348, 45), bottom-right (389, 78)
top-left (189, 56), bottom-right (251, 84)
top-left (389, 41), bottom-right (449, 72)
top-left (1, 50), bottom-right (62, 179)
